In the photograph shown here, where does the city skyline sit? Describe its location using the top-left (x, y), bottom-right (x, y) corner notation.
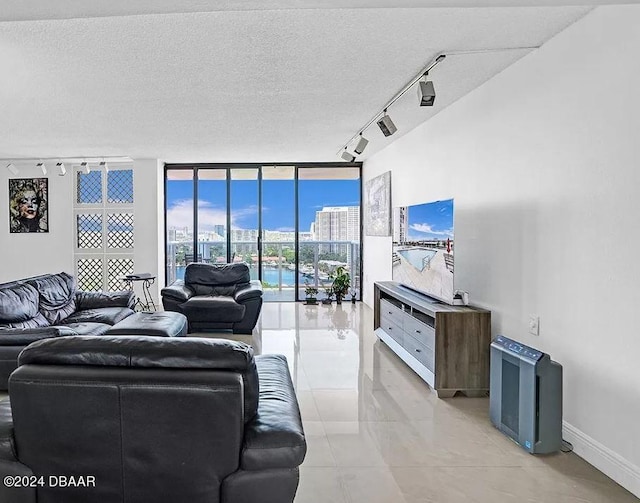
top-left (166, 178), bottom-right (360, 234)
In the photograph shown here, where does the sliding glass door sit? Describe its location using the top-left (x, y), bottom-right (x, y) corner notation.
top-left (165, 164), bottom-right (361, 301)
top-left (297, 167), bottom-right (361, 301)
top-left (230, 168), bottom-right (259, 280)
top-left (197, 169), bottom-right (227, 266)
top-left (261, 166), bottom-right (296, 301)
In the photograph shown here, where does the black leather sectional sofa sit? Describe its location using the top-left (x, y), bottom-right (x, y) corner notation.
top-left (0, 336), bottom-right (306, 503)
top-left (0, 272), bottom-right (138, 389)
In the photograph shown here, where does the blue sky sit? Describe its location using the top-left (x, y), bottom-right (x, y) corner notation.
top-left (166, 178), bottom-right (360, 232)
top-left (406, 198), bottom-right (454, 240)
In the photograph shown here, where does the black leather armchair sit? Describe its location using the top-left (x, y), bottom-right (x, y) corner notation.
top-left (0, 335), bottom-right (306, 503)
top-left (161, 263), bottom-right (263, 334)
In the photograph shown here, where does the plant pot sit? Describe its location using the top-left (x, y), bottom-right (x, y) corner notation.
top-left (322, 298), bottom-right (332, 305)
top-left (351, 296), bottom-right (357, 304)
top-left (305, 298), bottom-right (317, 305)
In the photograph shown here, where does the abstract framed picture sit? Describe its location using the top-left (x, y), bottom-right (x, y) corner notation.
top-left (8, 177), bottom-right (49, 233)
top-left (364, 171), bottom-right (391, 236)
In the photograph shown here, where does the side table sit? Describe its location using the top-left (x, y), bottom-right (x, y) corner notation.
top-left (119, 273), bottom-right (157, 312)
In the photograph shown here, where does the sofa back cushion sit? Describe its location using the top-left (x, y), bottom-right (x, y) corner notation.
top-left (185, 263), bottom-right (250, 296)
top-left (19, 335), bottom-right (260, 422)
top-left (11, 337), bottom-right (248, 502)
top-left (26, 272), bottom-right (76, 325)
top-left (0, 283), bottom-right (49, 329)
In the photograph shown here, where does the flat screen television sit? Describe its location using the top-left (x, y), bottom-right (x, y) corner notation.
top-left (392, 198), bottom-right (454, 304)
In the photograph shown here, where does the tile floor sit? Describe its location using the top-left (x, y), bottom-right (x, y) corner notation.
top-left (1, 302), bottom-right (636, 502)
top-left (242, 302), bottom-right (637, 503)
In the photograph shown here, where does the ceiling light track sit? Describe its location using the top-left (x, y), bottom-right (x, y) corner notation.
top-left (1, 156), bottom-right (133, 177)
top-left (338, 45), bottom-right (540, 160)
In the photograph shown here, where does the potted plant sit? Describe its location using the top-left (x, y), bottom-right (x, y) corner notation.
top-left (304, 281), bottom-right (319, 305)
top-left (322, 286), bottom-right (333, 305)
top-left (350, 288), bottom-right (357, 304)
top-left (330, 266), bottom-right (351, 305)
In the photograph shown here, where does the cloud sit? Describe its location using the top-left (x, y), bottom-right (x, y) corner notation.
top-left (166, 199), bottom-right (225, 231)
top-left (167, 199), bottom-right (251, 231)
top-left (409, 223), bottom-right (453, 238)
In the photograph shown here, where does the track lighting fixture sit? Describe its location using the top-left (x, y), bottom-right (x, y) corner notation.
top-left (2, 157), bottom-right (131, 176)
top-left (340, 149), bottom-right (356, 162)
top-left (338, 54), bottom-right (447, 159)
top-left (354, 135), bottom-right (369, 155)
top-left (418, 74), bottom-right (436, 107)
top-left (377, 111), bottom-right (397, 137)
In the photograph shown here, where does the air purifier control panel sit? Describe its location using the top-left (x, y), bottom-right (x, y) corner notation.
top-left (493, 336), bottom-right (543, 362)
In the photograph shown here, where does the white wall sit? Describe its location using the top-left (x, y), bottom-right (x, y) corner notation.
top-left (0, 164), bottom-right (74, 282)
top-left (363, 5), bottom-right (640, 496)
top-left (133, 159), bottom-right (164, 305)
top-left (0, 160), bottom-right (164, 303)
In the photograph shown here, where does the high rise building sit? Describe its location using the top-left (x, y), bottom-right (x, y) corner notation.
top-left (393, 206), bottom-right (407, 244)
top-left (314, 206), bottom-right (360, 255)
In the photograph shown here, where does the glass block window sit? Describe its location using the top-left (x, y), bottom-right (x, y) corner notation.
top-left (108, 258), bottom-right (134, 291)
top-left (77, 259), bottom-right (104, 291)
top-left (108, 170), bottom-right (134, 203)
top-left (76, 171), bottom-right (103, 204)
top-left (74, 164), bottom-right (134, 291)
top-left (107, 213), bottom-right (134, 249)
top-left (76, 214), bottom-right (103, 248)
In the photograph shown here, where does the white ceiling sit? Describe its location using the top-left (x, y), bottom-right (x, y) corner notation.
top-left (0, 3), bottom-right (602, 163)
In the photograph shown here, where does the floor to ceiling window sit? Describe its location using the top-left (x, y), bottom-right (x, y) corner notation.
top-left (164, 164), bottom-right (361, 301)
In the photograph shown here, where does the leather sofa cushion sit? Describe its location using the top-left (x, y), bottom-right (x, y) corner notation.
top-left (0, 399), bottom-right (15, 461)
top-left (55, 322), bottom-right (111, 337)
top-left (18, 336), bottom-right (260, 421)
top-left (76, 290), bottom-right (135, 310)
top-left (0, 327), bottom-right (62, 346)
top-left (185, 263), bottom-right (250, 295)
top-left (241, 354), bottom-right (306, 470)
top-left (0, 283), bottom-right (42, 325)
top-left (106, 312), bottom-right (187, 337)
top-left (62, 307), bottom-right (135, 326)
top-left (26, 273), bottom-right (76, 325)
top-left (182, 296), bottom-right (245, 323)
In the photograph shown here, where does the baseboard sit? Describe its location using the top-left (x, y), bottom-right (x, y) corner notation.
top-left (563, 421), bottom-right (640, 497)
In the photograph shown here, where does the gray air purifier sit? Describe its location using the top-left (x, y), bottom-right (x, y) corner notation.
top-left (489, 336), bottom-right (563, 454)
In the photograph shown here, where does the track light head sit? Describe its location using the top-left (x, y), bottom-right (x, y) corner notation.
top-left (37, 162), bottom-right (47, 175)
top-left (340, 149), bottom-right (355, 162)
top-left (81, 162), bottom-right (90, 174)
top-left (418, 78), bottom-right (436, 107)
top-left (377, 112), bottom-right (397, 137)
top-left (6, 163), bottom-right (18, 176)
top-left (56, 162), bottom-right (66, 176)
top-left (354, 135), bottom-right (369, 155)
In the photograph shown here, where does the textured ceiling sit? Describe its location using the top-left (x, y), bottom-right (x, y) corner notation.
top-left (0, 5), bottom-right (595, 163)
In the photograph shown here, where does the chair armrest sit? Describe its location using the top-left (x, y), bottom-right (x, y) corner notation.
top-left (0, 400), bottom-right (35, 503)
top-left (76, 290), bottom-right (135, 310)
top-left (234, 281), bottom-right (263, 304)
top-left (161, 280), bottom-right (195, 303)
top-left (241, 354), bottom-right (306, 470)
top-left (0, 327), bottom-right (61, 346)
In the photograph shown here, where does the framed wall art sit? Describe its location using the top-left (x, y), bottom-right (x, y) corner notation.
top-left (364, 171), bottom-right (391, 236)
top-left (9, 177), bottom-right (49, 233)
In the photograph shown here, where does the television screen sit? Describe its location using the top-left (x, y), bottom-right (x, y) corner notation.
top-left (392, 199), bottom-right (454, 304)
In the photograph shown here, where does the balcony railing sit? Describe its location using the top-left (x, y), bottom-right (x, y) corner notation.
top-left (166, 240), bottom-right (360, 301)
